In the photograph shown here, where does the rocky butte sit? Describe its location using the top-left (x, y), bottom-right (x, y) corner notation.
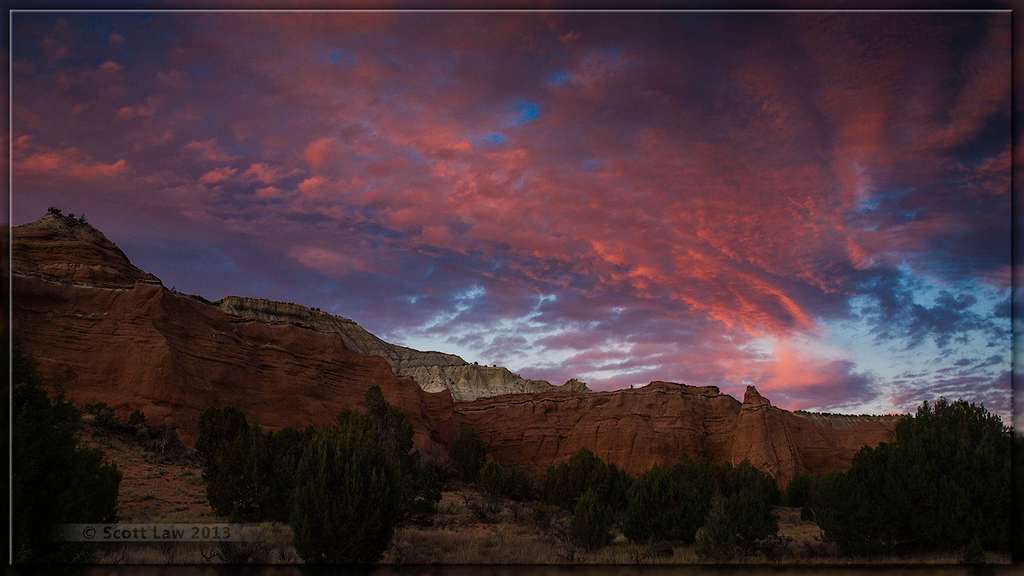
top-left (12, 212), bottom-right (900, 485)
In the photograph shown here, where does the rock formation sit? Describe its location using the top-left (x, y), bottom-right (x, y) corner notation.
top-left (12, 213), bottom-right (899, 485)
top-left (455, 381), bottom-right (898, 486)
top-left (216, 295), bottom-right (578, 400)
top-left (12, 213), bottom-right (458, 456)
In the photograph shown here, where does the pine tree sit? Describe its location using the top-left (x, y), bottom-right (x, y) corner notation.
top-left (289, 420), bottom-right (400, 563)
top-left (13, 342), bottom-right (122, 562)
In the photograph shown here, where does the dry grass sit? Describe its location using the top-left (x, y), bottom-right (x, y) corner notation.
top-left (383, 488), bottom-right (574, 563)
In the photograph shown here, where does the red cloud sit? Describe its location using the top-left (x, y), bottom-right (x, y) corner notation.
top-left (15, 143), bottom-right (127, 181)
top-left (290, 246), bottom-right (367, 276)
top-left (199, 166), bottom-right (237, 185)
top-left (184, 139), bottom-right (237, 162)
top-left (304, 137), bottom-right (336, 169)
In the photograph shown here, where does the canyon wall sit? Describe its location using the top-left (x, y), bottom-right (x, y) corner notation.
top-left (12, 213), bottom-right (899, 485)
top-left (454, 382), bottom-right (898, 486)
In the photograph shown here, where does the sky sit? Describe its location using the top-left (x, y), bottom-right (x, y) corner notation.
top-left (9, 12), bottom-right (1015, 419)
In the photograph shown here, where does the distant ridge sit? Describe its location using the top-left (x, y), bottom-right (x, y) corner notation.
top-left (216, 295), bottom-right (590, 401)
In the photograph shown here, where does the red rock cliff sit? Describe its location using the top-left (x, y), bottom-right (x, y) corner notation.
top-left (12, 214), bottom-right (458, 456)
top-left (455, 382), bottom-right (898, 486)
top-left (12, 214), bottom-right (899, 485)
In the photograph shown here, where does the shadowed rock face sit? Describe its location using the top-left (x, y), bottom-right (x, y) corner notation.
top-left (12, 214), bottom-right (899, 485)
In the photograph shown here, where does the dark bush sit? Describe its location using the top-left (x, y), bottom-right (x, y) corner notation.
top-left (404, 458), bottom-right (447, 522)
top-left (480, 457), bottom-right (534, 501)
top-left (346, 385), bottom-right (443, 520)
top-left (542, 448), bottom-right (631, 512)
top-left (260, 426), bottom-right (314, 522)
top-left (140, 426), bottom-right (189, 463)
top-left (695, 492), bottom-right (738, 560)
top-left (128, 409), bottom-right (146, 429)
top-left (197, 385), bottom-right (438, 528)
top-left (196, 407), bottom-right (259, 519)
top-left (289, 417), bottom-right (400, 563)
top-left (543, 448), bottom-right (605, 509)
top-left (84, 401), bottom-right (120, 431)
top-left (197, 409), bottom-right (295, 522)
top-left (623, 457), bottom-right (721, 543)
top-left (810, 399), bottom-right (1011, 555)
top-left (13, 342), bottom-right (122, 562)
top-left (719, 461), bottom-right (779, 544)
top-left (571, 488), bottom-right (613, 550)
top-left (784, 473), bottom-right (812, 508)
top-left (694, 461), bottom-right (778, 560)
top-left (624, 457), bottom-right (776, 548)
top-left (962, 537), bottom-right (985, 564)
top-left (450, 424), bottom-right (487, 482)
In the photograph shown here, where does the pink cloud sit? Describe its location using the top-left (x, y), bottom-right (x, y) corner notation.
top-left (290, 246), bottom-right (366, 276)
top-left (41, 19), bottom-right (73, 63)
top-left (254, 186), bottom-right (283, 199)
top-left (303, 137), bottom-right (336, 169)
top-left (117, 97), bottom-right (159, 120)
top-left (184, 139), bottom-right (237, 162)
top-left (297, 176), bottom-right (327, 197)
top-left (97, 60), bottom-right (122, 74)
top-left (242, 162), bottom-right (281, 184)
top-left (15, 145), bottom-right (127, 181)
top-left (199, 166), bottom-right (237, 185)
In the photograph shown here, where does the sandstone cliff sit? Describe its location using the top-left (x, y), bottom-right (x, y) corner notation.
top-left (454, 381), bottom-right (899, 486)
top-left (12, 214), bottom-right (458, 456)
top-left (12, 213), bottom-right (900, 486)
top-left (216, 295), bottom-right (587, 401)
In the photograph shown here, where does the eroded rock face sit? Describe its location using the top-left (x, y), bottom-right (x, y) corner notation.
top-left (456, 382), bottom-right (741, 477)
top-left (216, 295), bottom-right (570, 401)
top-left (13, 213), bottom-right (161, 288)
top-left (456, 382), bottom-right (899, 485)
top-left (12, 214), bottom-right (899, 485)
top-left (12, 217), bottom-right (457, 457)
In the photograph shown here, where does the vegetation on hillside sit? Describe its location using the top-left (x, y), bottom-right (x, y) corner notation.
top-left (803, 398), bottom-right (1011, 560)
top-left (290, 414), bottom-right (401, 563)
top-left (12, 342), bottom-right (122, 563)
top-left (449, 424), bottom-right (486, 482)
top-left (192, 392), bottom-right (1013, 564)
top-left (480, 457), bottom-right (534, 501)
top-left (195, 385), bottom-right (442, 563)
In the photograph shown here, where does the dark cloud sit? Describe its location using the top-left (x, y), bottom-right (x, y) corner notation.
top-left (856, 267), bottom-right (1008, 350)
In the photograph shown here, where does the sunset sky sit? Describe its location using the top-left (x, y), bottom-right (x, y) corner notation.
top-left (11, 12), bottom-right (1014, 417)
